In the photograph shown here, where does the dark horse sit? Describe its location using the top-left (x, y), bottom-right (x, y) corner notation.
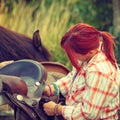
top-left (0, 26), bottom-right (51, 62)
top-left (0, 26), bottom-right (70, 120)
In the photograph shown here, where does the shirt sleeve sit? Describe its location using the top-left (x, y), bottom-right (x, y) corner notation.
top-left (61, 71), bottom-right (118, 120)
top-left (55, 67), bottom-right (77, 96)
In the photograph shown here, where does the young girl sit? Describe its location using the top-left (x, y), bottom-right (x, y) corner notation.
top-left (43, 23), bottom-right (120, 120)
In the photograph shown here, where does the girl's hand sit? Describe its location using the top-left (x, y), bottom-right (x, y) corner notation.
top-left (42, 85), bottom-right (51, 97)
top-left (43, 101), bottom-right (56, 116)
top-left (43, 84), bottom-right (55, 97)
top-left (43, 101), bottom-right (62, 116)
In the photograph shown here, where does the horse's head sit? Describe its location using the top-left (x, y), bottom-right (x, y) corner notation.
top-left (0, 26), bottom-right (51, 62)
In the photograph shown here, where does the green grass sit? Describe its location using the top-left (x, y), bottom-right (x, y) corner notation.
top-left (0, 0), bottom-right (82, 69)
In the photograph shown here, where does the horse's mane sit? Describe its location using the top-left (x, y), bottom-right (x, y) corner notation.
top-left (0, 26), bottom-right (51, 62)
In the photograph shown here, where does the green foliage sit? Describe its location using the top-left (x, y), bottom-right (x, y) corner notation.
top-left (0, 0), bottom-right (15, 14)
top-left (0, 0), bottom-right (80, 69)
top-left (1, 0), bottom-right (120, 67)
top-left (115, 33), bottom-right (120, 63)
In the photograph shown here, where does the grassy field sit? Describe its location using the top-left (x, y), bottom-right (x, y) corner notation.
top-left (0, 0), bottom-right (81, 69)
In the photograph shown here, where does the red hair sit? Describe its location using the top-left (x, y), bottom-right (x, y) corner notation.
top-left (61, 23), bottom-right (116, 70)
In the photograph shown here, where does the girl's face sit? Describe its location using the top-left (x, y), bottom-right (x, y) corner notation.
top-left (73, 49), bottom-right (97, 62)
top-left (76, 53), bottom-right (90, 62)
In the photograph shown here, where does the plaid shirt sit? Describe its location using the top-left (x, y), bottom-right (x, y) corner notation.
top-left (56, 51), bottom-right (120, 120)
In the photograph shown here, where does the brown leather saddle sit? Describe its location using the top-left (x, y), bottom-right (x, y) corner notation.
top-left (0, 59), bottom-right (70, 120)
top-left (0, 59), bottom-right (47, 95)
top-left (0, 59), bottom-right (52, 120)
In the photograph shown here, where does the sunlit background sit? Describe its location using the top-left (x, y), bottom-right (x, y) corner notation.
top-left (0, 1), bottom-right (120, 120)
top-left (0, 0), bottom-right (120, 68)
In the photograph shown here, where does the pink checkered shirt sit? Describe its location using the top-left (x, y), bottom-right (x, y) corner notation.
top-left (56, 51), bottom-right (120, 120)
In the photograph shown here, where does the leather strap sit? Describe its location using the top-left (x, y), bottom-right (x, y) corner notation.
top-left (3, 91), bottom-right (50, 120)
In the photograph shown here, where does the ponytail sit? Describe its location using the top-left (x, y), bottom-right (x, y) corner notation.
top-left (101, 32), bottom-right (116, 68)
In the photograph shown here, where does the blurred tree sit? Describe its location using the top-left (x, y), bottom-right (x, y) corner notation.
top-left (113, 0), bottom-right (120, 35)
top-left (112, 0), bottom-right (120, 63)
